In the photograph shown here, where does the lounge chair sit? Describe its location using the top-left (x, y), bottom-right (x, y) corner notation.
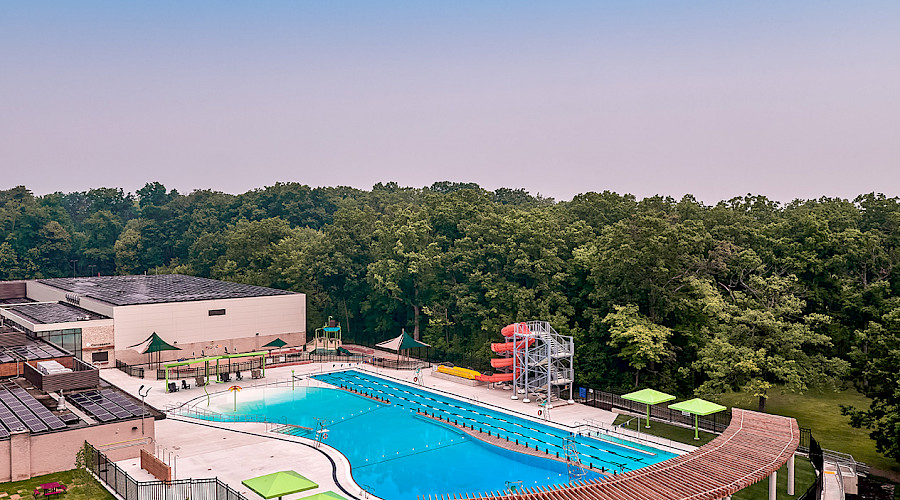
top-left (167, 382), bottom-right (179, 393)
top-left (181, 379), bottom-right (191, 390)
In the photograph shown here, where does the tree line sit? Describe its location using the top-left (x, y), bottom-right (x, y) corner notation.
top-left (1, 181), bottom-right (898, 459)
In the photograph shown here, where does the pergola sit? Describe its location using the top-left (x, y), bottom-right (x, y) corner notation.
top-left (163, 351), bottom-right (268, 393)
top-left (471, 408), bottom-right (800, 500)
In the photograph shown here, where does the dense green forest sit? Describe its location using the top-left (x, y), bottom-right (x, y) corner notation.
top-left (1, 182), bottom-right (898, 459)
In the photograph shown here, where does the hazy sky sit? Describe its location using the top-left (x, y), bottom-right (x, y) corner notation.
top-left (2, 1), bottom-right (898, 203)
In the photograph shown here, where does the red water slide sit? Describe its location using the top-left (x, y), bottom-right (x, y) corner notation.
top-left (490, 357), bottom-right (516, 369)
top-left (490, 338), bottom-right (534, 354)
top-left (475, 372), bottom-right (514, 383)
top-left (501, 322), bottom-right (531, 337)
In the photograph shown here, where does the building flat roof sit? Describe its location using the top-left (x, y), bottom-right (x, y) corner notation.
top-left (0, 332), bottom-right (70, 361)
top-left (36, 274), bottom-right (296, 306)
top-left (3, 302), bottom-right (108, 324)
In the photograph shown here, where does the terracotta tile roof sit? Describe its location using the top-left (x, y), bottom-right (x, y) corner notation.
top-left (458, 408), bottom-right (798, 500)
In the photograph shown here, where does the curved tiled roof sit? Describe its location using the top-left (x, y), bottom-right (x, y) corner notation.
top-left (466, 408), bottom-right (799, 500)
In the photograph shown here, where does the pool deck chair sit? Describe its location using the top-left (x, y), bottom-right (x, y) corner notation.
top-left (621, 388), bottom-right (675, 429)
top-left (242, 470), bottom-right (318, 499)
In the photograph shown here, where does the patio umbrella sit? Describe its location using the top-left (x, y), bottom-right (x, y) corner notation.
top-left (128, 332), bottom-right (181, 369)
top-left (621, 388), bottom-right (675, 429)
top-left (668, 398), bottom-right (727, 440)
top-left (242, 470), bottom-right (318, 500)
top-left (298, 492), bottom-right (348, 500)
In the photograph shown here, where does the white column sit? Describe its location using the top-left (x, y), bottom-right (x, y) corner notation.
top-left (787, 454), bottom-right (795, 495)
top-left (769, 471), bottom-right (777, 500)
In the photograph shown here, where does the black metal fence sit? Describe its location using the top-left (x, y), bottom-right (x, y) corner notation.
top-left (798, 435), bottom-right (824, 500)
top-left (85, 441), bottom-right (248, 500)
top-left (574, 386), bottom-right (733, 433)
top-left (157, 358), bottom-right (264, 381)
top-left (116, 359), bottom-right (145, 378)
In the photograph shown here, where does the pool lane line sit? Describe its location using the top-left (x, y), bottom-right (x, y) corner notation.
top-left (414, 410), bottom-right (618, 476)
top-left (323, 375), bottom-right (625, 466)
top-left (168, 416), bottom-right (367, 500)
top-left (319, 373), bottom-right (654, 469)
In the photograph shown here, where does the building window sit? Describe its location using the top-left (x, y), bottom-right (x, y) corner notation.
top-left (36, 328), bottom-right (82, 359)
top-left (92, 351), bottom-right (109, 362)
top-left (208, 309), bottom-right (226, 316)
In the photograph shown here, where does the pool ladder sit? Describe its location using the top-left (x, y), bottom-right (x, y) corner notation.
top-left (505, 480), bottom-right (523, 494)
top-left (564, 436), bottom-right (586, 482)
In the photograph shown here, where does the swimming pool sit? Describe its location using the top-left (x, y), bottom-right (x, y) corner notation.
top-left (198, 370), bottom-right (675, 499)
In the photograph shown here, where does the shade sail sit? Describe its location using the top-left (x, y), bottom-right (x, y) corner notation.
top-left (376, 330), bottom-right (431, 351)
top-left (241, 470), bottom-right (318, 499)
top-left (128, 332), bottom-right (181, 354)
top-left (261, 338), bottom-right (288, 349)
top-left (668, 398), bottom-right (727, 416)
top-left (298, 492), bottom-right (348, 500)
top-left (621, 388), bottom-right (675, 405)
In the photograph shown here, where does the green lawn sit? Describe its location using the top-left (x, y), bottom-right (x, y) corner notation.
top-left (710, 387), bottom-right (900, 474)
top-left (0, 469), bottom-right (115, 500)
top-left (731, 458), bottom-right (817, 500)
top-left (613, 414), bottom-right (718, 446)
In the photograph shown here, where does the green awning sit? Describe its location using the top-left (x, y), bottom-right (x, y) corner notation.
top-left (621, 388), bottom-right (675, 405)
top-left (376, 330), bottom-right (431, 352)
top-left (298, 492), bottom-right (348, 500)
top-left (668, 398), bottom-right (727, 416)
top-left (241, 470), bottom-right (318, 499)
top-left (262, 338), bottom-right (288, 349)
top-left (128, 332), bottom-right (181, 354)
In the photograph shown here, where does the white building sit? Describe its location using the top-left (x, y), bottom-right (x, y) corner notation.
top-left (0, 275), bottom-right (306, 367)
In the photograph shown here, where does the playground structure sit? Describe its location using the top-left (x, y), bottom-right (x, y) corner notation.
top-left (482, 321), bottom-right (575, 407)
top-left (307, 316), bottom-right (342, 354)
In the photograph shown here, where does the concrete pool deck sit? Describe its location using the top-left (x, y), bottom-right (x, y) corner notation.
top-left (100, 362), bottom-right (692, 499)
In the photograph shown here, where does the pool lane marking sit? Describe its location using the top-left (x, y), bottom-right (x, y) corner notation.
top-left (321, 373), bottom-right (652, 469)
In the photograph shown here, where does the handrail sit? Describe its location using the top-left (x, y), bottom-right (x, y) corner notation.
top-left (97, 436), bottom-right (153, 452)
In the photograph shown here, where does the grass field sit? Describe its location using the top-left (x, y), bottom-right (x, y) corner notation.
top-left (709, 387), bottom-right (900, 474)
top-left (613, 414), bottom-right (719, 445)
top-left (0, 469), bottom-right (115, 500)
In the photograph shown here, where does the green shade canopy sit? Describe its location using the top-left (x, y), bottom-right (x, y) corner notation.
top-left (241, 470), bottom-right (318, 499)
top-left (262, 338), bottom-right (288, 349)
top-left (128, 332), bottom-right (181, 354)
top-left (376, 330), bottom-right (431, 351)
top-left (622, 388), bottom-right (676, 429)
top-left (621, 388), bottom-right (676, 406)
top-left (298, 492), bottom-right (348, 500)
top-left (668, 398), bottom-right (727, 416)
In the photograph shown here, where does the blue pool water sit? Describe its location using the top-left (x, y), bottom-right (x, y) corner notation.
top-left (204, 370), bottom-right (676, 499)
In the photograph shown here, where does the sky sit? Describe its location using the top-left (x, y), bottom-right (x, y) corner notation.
top-left (1, 1), bottom-right (898, 203)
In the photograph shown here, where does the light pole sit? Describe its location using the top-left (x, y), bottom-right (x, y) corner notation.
top-left (88, 264), bottom-right (96, 277)
top-left (69, 259), bottom-right (78, 277)
top-left (138, 385), bottom-right (151, 434)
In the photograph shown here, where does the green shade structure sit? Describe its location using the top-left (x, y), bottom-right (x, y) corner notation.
top-left (621, 388), bottom-right (675, 429)
top-left (298, 492), bottom-right (348, 500)
top-left (376, 330), bottom-right (431, 351)
top-left (128, 332), bottom-right (181, 369)
top-left (241, 470), bottom-right (318, 499)
top-left (376, 329), bottom-right (431, 365)
top-left (262, 337), bottom-right (288, 349)
top-left (668, 398), bottom-right (727, 440)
